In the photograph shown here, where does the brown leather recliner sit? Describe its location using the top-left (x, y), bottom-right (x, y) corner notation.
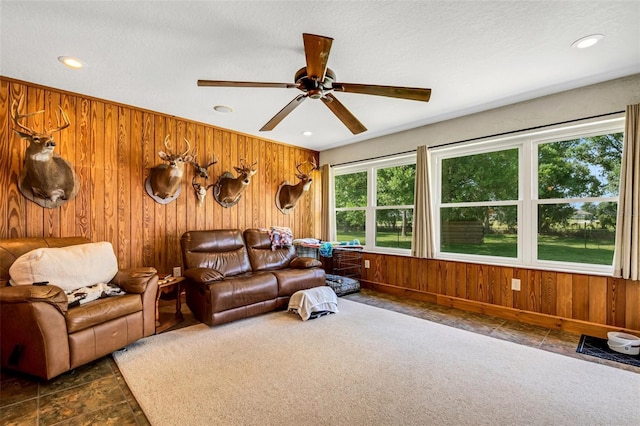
top-left (0, 237), bottom-right (158, 380)
top-left (181, 229), bottom-right (325, 326)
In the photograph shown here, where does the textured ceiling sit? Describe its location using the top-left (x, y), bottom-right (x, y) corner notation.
top-left (1, 1), bottom-right (639, 151)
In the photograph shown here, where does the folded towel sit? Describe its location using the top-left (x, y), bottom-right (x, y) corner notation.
top-left (288, 286), bottom-right (338, 321)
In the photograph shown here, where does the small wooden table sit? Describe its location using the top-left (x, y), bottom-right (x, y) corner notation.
top-left (155, 276), bottom-right (185, 334)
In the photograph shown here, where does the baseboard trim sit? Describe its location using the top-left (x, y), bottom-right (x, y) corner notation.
top-left (360, 280), bottom-right (639, 339)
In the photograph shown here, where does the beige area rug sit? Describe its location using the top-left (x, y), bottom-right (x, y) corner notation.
top-left (114, 299), bottom-right (640, 425)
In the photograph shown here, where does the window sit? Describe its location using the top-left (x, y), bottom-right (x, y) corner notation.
top-left (432, 118), bottom-right (624, 274)
top-left (535, 133), bottom-right (622, 267)
top-left (440, 148), bottom-right (519, 258)
top-left (333, 154), bottom-right (416, 253)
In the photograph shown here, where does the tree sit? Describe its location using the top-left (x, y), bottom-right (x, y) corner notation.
top-left (439, 133), bottom-right (622, 235)
top-left (537, 134), bottom-right (622, 232)
top-left (376, 164), bottom-right (415, 236)
top-left (442, 148), bottom-right (518, 233)
top-left (334, 171), bottom-right (367, 232)
top-left (335, 171), bottom-right (367, 208)
top-left (570, 133), bottom-right (623, 196)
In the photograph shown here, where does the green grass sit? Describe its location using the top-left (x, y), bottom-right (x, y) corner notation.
top-left (442, 234), bottom-right (517, 258)
top-left (537, 234), bottom-right (614, 265)
top-left (337, 230), bottom-right (412, 249)
top-left (337, 230), bottom-right (614, 265)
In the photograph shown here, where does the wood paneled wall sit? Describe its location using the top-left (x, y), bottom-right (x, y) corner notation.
top-left (0, 78), bottom-right (322, 272)
top-left (3, 78), bottom-right (637, 336)
top-left (361, 253), bottom-right (640, 336)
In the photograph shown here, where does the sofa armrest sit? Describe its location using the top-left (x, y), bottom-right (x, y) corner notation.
top-left (184, 267), bottom-right (225, 284)
top-left (111, 267), bottom-right (157, 294)
top-left (1, 284), bottom-right (71, 379)
top-left (0, 284), bottom-right (68, 314)
top-left (289, 256), bottom-right (322, 269)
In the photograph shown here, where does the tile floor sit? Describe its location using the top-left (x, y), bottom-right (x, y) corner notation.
top-left (1, 289), bottom-right (638, 425)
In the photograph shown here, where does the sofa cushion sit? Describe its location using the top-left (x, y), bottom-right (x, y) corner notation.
top-left (290, 257), bottom-right (322, 269)
top-left (181, 230), bottom-right (251, 277)
top-left (184, 267), bottom-right (225, 284)
top-left (244, 229), bottom-right (296, 271)
top-left (8, 242), bottom-right (118, 293)
top-left (271, 268), bottom-right (326, 297)
top-left (0, 237), bottom-right (90, 284)
top-left (65, 293), bottom-right (142, 333)
top-left (206, 271), bottom-right (278, 312)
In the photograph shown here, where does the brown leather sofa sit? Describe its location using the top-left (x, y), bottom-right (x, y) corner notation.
top-left (0, 237), bottom-right (158, 380)
top-left (181, 229), bottom-right (325, 326)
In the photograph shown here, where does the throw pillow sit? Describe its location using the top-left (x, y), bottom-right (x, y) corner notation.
top-left (9, 242), bottom-right (119, 293)
top-left (269, 226), bottom-right (293, 250)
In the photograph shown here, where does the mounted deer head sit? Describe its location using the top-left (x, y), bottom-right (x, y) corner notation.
top-left (145, 135), bottom-right (193, 203)
top-left (11, 96), bottom-right (79, 208)
top-left (213, 159), bottom-right (258, 208)
top-left (276, 159), bottom-right (319, 214)
top-left (190, 154), bottom-right (218, 205)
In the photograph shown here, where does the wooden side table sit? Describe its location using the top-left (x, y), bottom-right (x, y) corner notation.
top-left (155, 275), bottom-right (185, 334)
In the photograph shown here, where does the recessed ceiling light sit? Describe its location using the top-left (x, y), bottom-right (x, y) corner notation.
top-left (571, 34), bottom-right (604, 49)
top-left (213, 105), bottom-right (233, 113)
top-left (302, 131), bottom-right (313, 136)
top-left (58, 56), bottom-right (84, 69)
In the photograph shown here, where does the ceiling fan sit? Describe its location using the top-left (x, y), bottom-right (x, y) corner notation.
top-left (197, 33), bottom-right (432, 135)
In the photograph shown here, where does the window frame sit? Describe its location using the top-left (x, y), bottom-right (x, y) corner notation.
top-left (431, 117), bottom-right (625, 275)
top-left (332, 153), bottom-right (416, 255)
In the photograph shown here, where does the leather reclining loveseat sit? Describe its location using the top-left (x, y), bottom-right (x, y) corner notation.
top-left (0, 237), bottom-right (158, 379)
top-left (180, 229), bottom-right (326, 326)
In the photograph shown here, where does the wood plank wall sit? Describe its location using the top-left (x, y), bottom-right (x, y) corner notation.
top-left (361, 253), bottom-right (640, 336)
top-left (3, 78), bottom-right (637, 336)
top-left (0, 78), bottom-right (322, 272)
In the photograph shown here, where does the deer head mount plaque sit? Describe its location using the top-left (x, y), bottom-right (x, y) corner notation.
top-left (275, 159), bottom-right (318, 214)
top-left (11, 96), bottom-right (79, 209)
top-left (190, 153), bottom-right (218, 205)
top-left (213, 159), bottom-right (257, 208)
top-left (145, 135), bottom-right (193, 204)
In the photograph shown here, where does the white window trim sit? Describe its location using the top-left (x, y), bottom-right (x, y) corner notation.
top-left (332, 153), bottom-right (416, 255)
top-left (431, 117), bottom-right (625, 276)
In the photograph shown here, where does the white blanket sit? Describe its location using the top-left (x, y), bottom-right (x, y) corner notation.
top-left (9, 242), bottom-right (118, 292)
top-left (288, 286), bottom-right (338, 321)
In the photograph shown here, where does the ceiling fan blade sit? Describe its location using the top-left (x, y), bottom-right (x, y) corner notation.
top-left (259, 94), bottom-right (307, 131)
top-left (332, 83), bottom-right (432, 102)
top-left (321, 93), bottom-right (367, 135)
top-left (198, 80), bottom-right (297, 89)
top-left (303, 33), bottom-right (333, 82)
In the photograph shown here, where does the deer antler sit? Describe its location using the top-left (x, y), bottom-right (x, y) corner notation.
top-left (160, 135), bottom-right (190, 156)
top-left (11, 95), bottom-right (71, 136)
top-left (295, 159), bottom-right (319, 178)
top-left (238, 159), bottom-right (258, 173)
top-left (205, 157), bottom-right (219, 168)
top-left (11, 97), bottom-right (45, 136)
top-left (191, 155), bottom-right (219, 178)
top-left (182, 138), bottom-right (191, 156)
top-left (48, 106), bottom-right (71, 134)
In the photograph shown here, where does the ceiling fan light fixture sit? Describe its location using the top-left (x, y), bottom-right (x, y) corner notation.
top-left (198, 33), bottom-right (430, 135)
top-left (58, 56), bottom-right (84, 69)
top-left (213, 105), bottom-right (233, 113)
top-left (571, 34), bottom-right (604, 49)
